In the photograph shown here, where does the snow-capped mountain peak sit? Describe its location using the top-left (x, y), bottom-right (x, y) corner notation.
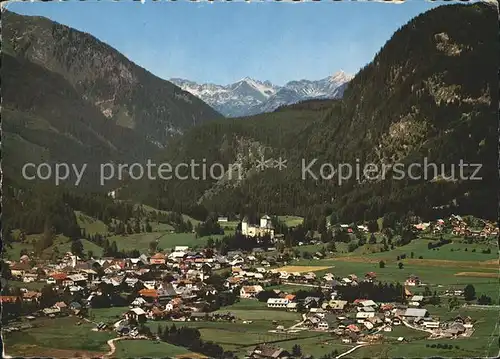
top-left (170, 71), bottom-right (352, 117)
top-left (329, 70), bottom-right (354, 84)
top-left (233, 77), bottom-right (278, 99)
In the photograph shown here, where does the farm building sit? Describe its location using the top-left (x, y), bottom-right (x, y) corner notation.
top-left (402, 308), bottom-right (429, 319)
top-left (267, 298), bottom-right (289, 308)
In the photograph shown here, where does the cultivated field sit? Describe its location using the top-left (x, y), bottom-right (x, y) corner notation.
top-left (455, 272), bottom-right (498, 278)
top-left (274, 265), bottom-right (333, 273)
top-left (332, 256), bottom-right (498, 270)
top-left (295, 245), bottom-right (499, 299)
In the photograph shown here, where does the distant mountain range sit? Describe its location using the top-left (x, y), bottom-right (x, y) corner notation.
top-left (171, 71), bottom-right (353, 117)
top-left (134, 2), bottom-right (497, 222)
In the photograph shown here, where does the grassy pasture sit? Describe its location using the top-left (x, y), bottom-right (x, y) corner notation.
top-left (278, 215), bottom-right (304, 227)
top-left (114, 339), bottom-right (192, 358)
top-left (75, 210), bottom-right (108, 236)
top-left (3, 316), bottom-right (113, 356)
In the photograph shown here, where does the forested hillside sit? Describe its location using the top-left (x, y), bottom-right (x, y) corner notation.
top-left (2, 54), bottom-right (159, 187)
top-left (2, 10), bottom-right (222, 147)
top-left (128, 2), bottom-right (497, 222)
top-left (1, 10), bottom-right (222, 242)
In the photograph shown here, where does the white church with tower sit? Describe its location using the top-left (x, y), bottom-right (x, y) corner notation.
top-left (241, 214), bottom-right (275, 240)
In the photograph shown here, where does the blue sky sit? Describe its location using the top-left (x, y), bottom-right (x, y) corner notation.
top-left (7, 0), bottom-right (459, 85)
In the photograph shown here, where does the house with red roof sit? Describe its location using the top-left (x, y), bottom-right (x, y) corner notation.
top-left (0, 296), bottom-right (20, 304)
top-left (139, 288), bottom-right (159, 300)
top-left (47, 272), bottom-right (68, 285)
top-left (150, 253), bottom-right (166, 265)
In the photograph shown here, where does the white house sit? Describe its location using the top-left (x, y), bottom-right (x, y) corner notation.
top-left (357, 225), bottom-right (369, 232)
top-left (174, 246), bottom-right (189, 252)
top-left (364, 321), bottom-right (374, 330)
top-left (409, 295), bottom-right (424, 307)
top-left (323, 273), bottom-right (335, 281)
top-left (356, 311), bottom-right (375, 323)
top-left (317, 320), bottom-right (330, 330)
top-left (357, 300), bottom-right (377, 308)
top-left (143, 280), bottom-right (156, 289)
top-left (405, 275), bottom-right (421, 287)
top-left (131, 297), bottom-right (147, 307)
top-left (267, 298), bottom-right (289, 308)
top-left (67, 274), bottom-right (87, 286)
top-left (279, 272), bottom-right (291, 279)
top-left (126, 307), bottom-right (147, 322)
top-left (125, 278), bottom-right (139, 287)
top-left (230, 258), bottom-right (245, 266)
top-left (240, 285), bottom-right (264, 299)
top-left (423, 319), bottom-right (440, 329)
top-left (169, 251), bottom-right (187, 260)
top-left (22, 273), bottom-right (37, 283)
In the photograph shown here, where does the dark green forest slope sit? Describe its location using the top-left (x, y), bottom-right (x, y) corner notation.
top-left (2, 10), bottom-right (222, 147)
top-left (2, 54), bottom-right (159, 187)
top-left (129, 2), bottom-right (498, 222)
top-left (2, 10), bottom-right (223, 189)
top-left (1, 10), bottom-right (222, 236)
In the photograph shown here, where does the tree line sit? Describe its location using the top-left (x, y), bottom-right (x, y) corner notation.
top-left (156, 324), bottom-right (236, 359)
